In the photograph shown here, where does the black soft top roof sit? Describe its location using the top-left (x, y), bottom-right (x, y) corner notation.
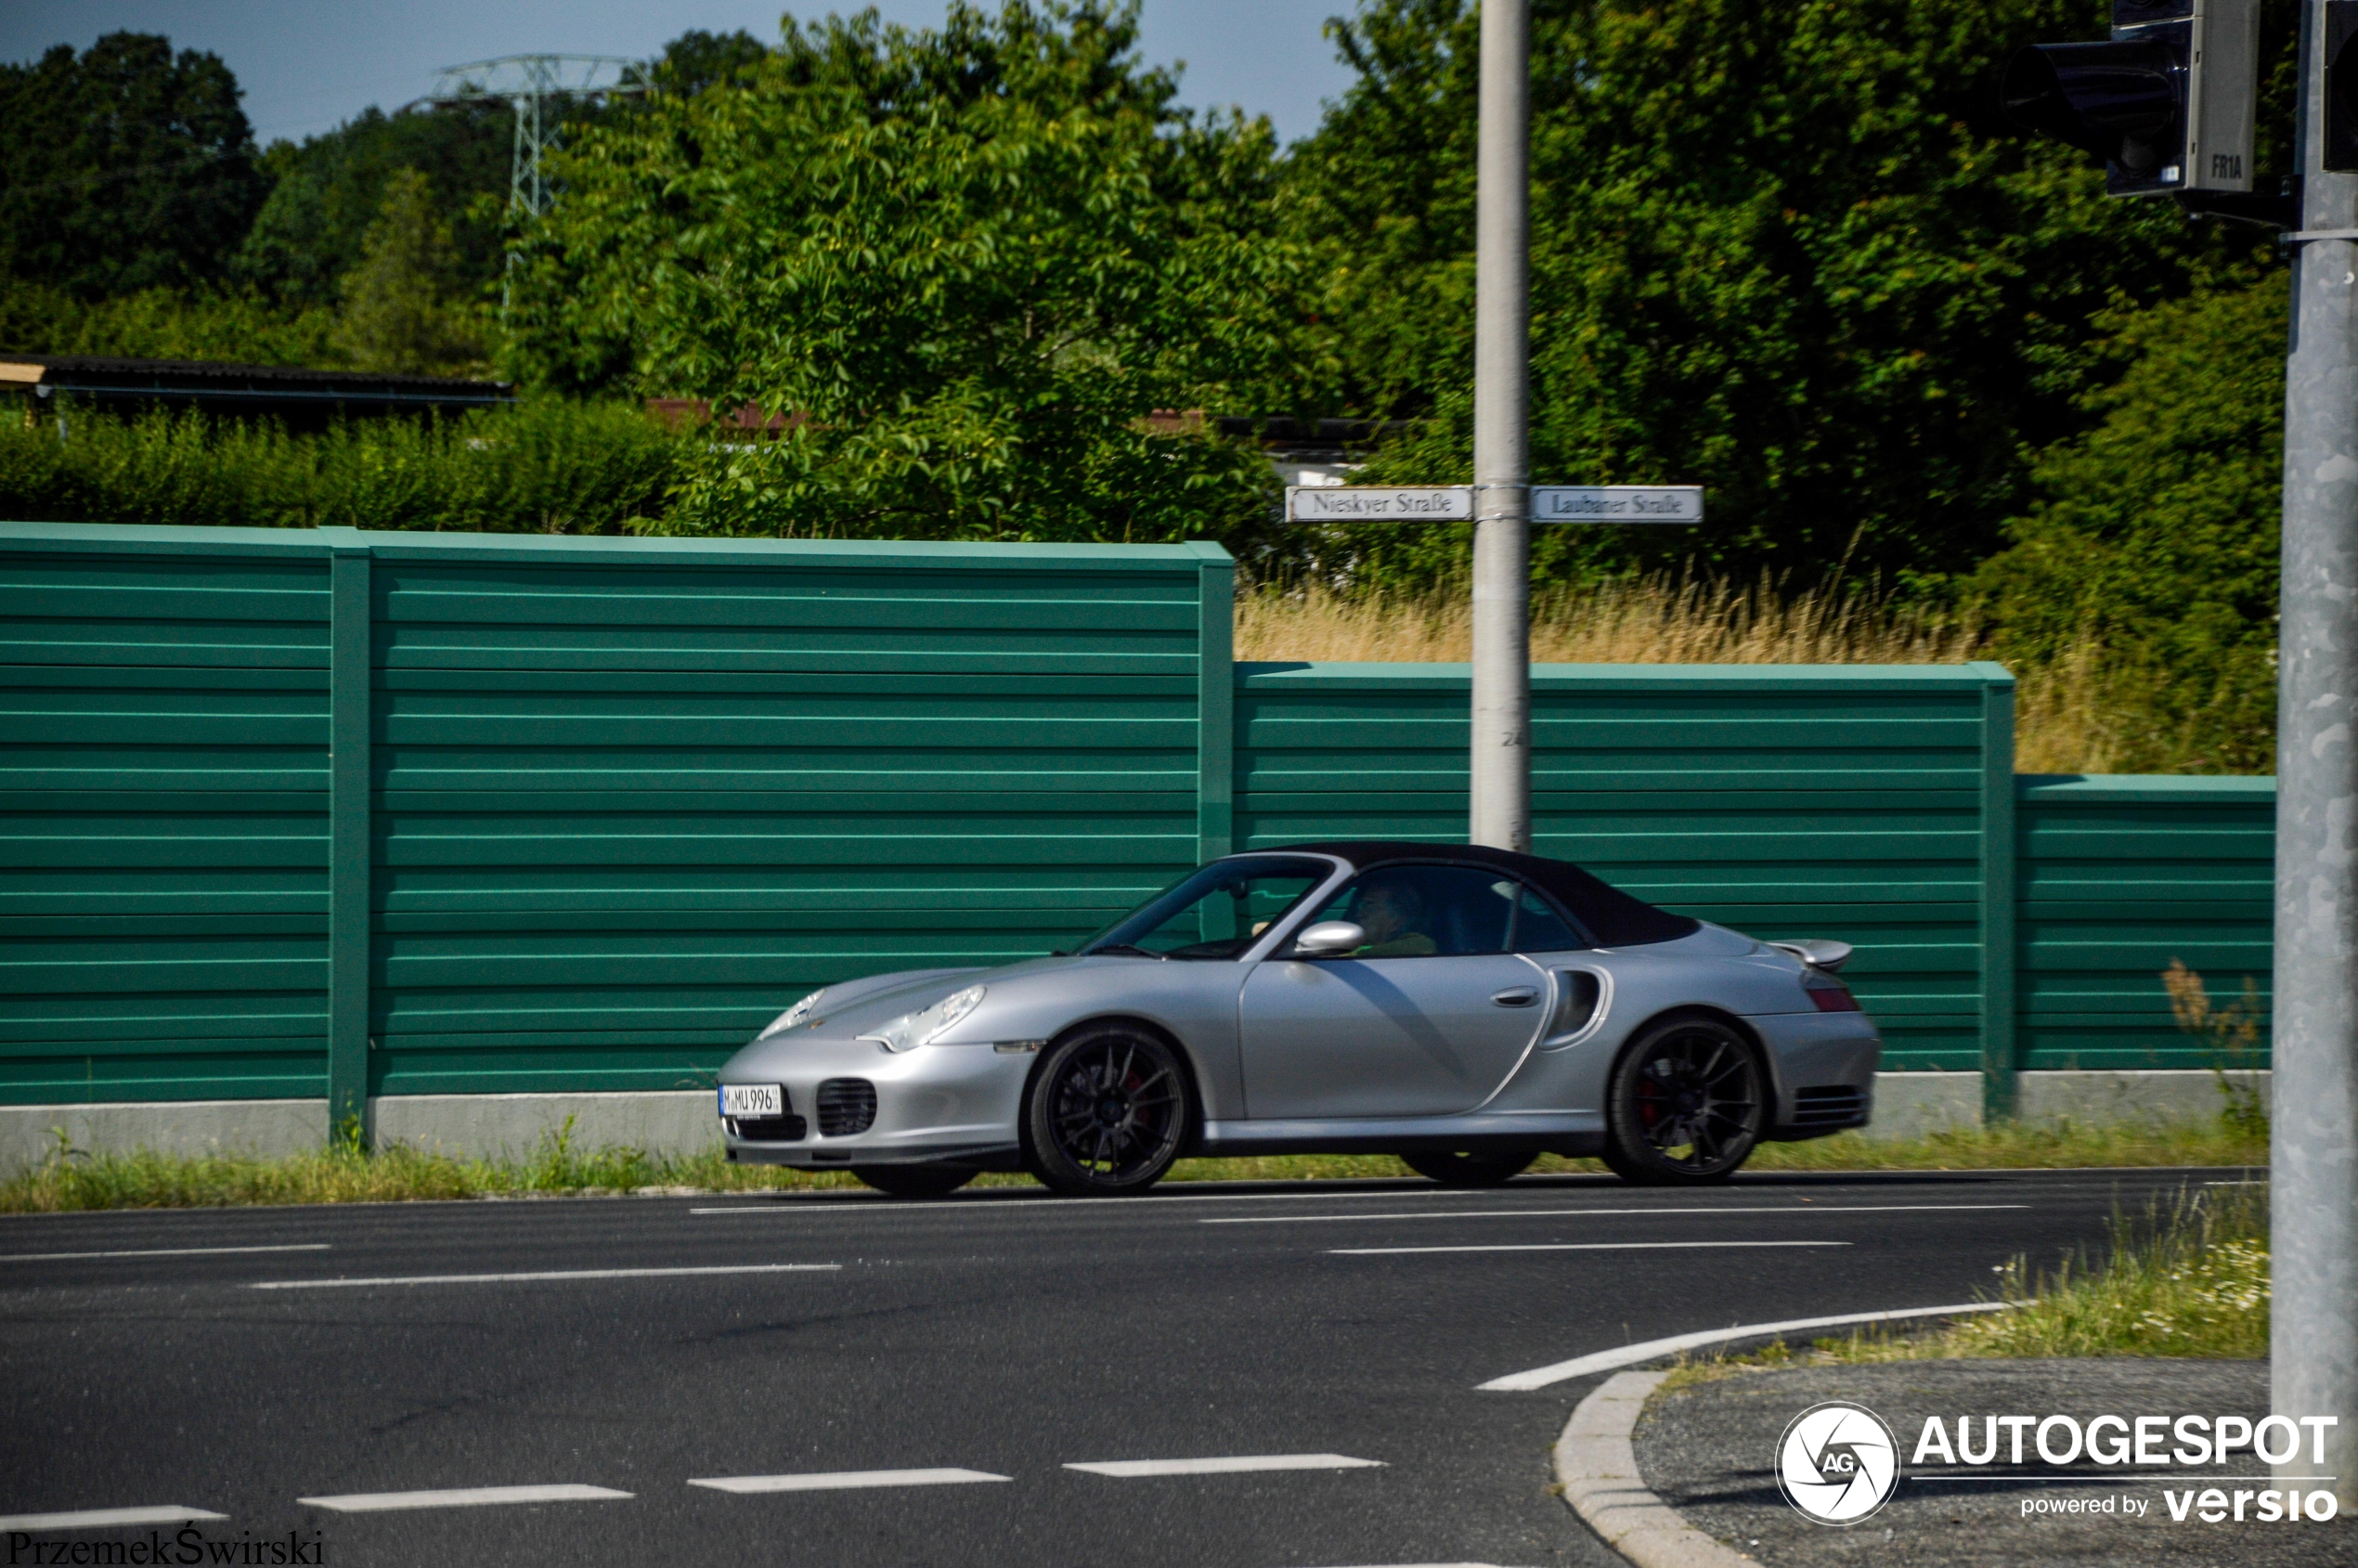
top-left (1264, 840), bottom-right (1702, 948)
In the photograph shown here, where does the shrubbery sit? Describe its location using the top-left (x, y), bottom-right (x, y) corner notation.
top-left (0, 400), bottom-right (679, 534)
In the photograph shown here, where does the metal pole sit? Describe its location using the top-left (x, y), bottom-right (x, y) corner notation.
top-left (2274, 0), bottom-right (2358, 1512)
top-left (1471, 0), bottom-right (1531, 851)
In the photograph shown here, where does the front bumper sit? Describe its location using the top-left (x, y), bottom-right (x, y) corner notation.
top-left (718, 1037), bottom-right (1033, 1169)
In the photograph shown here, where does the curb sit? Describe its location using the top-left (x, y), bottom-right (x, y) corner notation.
top-left (1554, 1371), bottom-right (1754, 1568)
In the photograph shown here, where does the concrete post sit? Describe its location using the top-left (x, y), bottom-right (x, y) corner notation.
top-left (2273, 0), bottom-right (2358, 1511)
top-left (1471, 0), bottom-right (1532, 852)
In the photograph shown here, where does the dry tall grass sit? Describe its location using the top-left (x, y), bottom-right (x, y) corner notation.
top-left (1235, 577), bottom-right (2108, 772)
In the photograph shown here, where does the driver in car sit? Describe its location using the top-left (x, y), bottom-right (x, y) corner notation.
top-left (1352, 877), bottom-right (1438, 958)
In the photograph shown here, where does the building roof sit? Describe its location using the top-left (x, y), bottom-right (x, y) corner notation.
top-left (0, 356), bottom-right (512, 421)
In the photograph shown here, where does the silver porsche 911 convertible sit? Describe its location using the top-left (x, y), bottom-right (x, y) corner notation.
top-left (716, 841), bottom-right (1880, 1198)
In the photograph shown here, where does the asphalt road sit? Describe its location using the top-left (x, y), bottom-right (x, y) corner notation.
top-left (0, 1167), bottom-right (2236, 1568)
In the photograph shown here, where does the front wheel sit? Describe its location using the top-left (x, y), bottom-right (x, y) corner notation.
top-left (1402, 1150), bottom-right (1535, 1187)
top-left (1603, 1015), bottom-right (1766, 1185)
top-left (851, 1164), bottom-right (976, 1199)
top-left (1023, 1025), bottom-right (1191, 1197)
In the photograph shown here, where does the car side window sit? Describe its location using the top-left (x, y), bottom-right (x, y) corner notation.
top-left (1306, 865), bottom-right (1517, 958)
top-left (1509, 884), bottom-right (1587, 952)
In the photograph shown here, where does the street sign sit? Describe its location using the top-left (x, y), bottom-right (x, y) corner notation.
top-left (1286, 486), bottom-right (1474, 522)
top-left (1530, 486), bottom-right (1704, 525)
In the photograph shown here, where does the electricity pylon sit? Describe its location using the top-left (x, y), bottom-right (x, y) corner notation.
top-left (425, 55), bottom-right (648, 219)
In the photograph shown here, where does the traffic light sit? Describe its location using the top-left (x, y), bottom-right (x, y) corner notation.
top-left (2003, 1), bottom-right (2258, 197)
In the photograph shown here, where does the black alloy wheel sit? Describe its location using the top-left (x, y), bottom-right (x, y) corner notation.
top-left (1024, 1025), bottom-right (1190, 1196)
top-left (1604, 1015), bottom-right (1766, 1185)
top-left (851, 1164), bottom-right (976, 1199)
top-left (1402, 1150), bottom-right (1535, 1187)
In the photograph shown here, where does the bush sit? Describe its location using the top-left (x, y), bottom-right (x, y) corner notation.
top-left (1966, 278), bottom-right (2287, 774)
top-left (0, 398), bottom-right (680, 533)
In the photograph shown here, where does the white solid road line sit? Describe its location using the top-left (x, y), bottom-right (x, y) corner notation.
top-left (1066, 1455), bottom-right (1385, 1478)
top-left (0, 1506), bottom-right (227, 1532)
top-left (3, 1243), bottom-right (331, 1263)
top-left (251, 1263), bottom-right (839, 1290)
top-left (298, 1484), bottom-right (632, 1513)
top-left (690, 1186), bottom-right (1511, 1216)
top-left (1333, 1240), bottom-right (1850, 1256)
top-left (1207, 1203), bottom-right (2028, 1225)
top-left (689, 1469), bottom-right (1011, 1494)
top-left (1478, 1301), bottom-right (2017, 1392)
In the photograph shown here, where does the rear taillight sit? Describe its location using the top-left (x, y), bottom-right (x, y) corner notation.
top-left (1807, 983), bottom-right (1860, 1013)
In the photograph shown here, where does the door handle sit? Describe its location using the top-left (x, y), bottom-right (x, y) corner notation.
top-left (1491, 986), bottom-right (1540, 1007)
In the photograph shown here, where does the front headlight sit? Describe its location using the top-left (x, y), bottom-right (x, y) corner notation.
top-left (864, 984), bottom-right (986, 1053)
top-left (758, 988), bottom-right (827, 1040)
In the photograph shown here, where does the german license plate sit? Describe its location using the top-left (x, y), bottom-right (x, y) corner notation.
top-left (720, 1083), bottom-right (783, 1119)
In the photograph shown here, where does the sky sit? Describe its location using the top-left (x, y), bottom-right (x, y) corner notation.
top-left (1, 1), bottom-right (1366, 149)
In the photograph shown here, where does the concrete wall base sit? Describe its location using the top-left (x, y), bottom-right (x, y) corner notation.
top-left (1857, 1069), bottom-right (2270, 1139)
top-left (2017, 1069), bottom-right (2269, 1126)
top-left (0, 1071), bottom-right (2273, 1172)
top-left (0, 1098), bottom-right (330, 1173)
top-left (369, 1092), bottom-right (715, 1161)
top-left (1861, 1072), bottom-right (1986, 1141)
top-left (0, 1092), bottom-right (715, 1173)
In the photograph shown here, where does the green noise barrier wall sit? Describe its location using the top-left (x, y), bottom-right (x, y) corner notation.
top-left (0, 524), bottom-right (1235, 1126)
top-left (2015, 774), bottom-right (2275, 1073)
top-left (0, 521), bottom-right (2277, 1123)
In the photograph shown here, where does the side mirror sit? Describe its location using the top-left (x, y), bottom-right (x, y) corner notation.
top-left (1293, 920), bottom-right (1365, 956)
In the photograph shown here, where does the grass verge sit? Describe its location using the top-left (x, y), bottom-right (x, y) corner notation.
top-left (1660, 1180), bottom-right (2271, 1392)
top-left (0, 1116), bottom-right (2266, 1214)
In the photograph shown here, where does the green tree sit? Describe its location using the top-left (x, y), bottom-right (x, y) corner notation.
top-left (236, 100), bottom-right (512, 307)
top-left (507, 2), bottom-right (1300, 548)
top-left (648, 29), bottom-right (772, 96)
top-left (0, 277), bottom-right (340, 365)
top-left (1971, 275), bottom-right (2287, 773)
top-left (1283, 0), bottom-right (2294, 589)
top-left (335, 168), bottom-right (484, 374)
top-left (0, 32), bottom-right (268, 296)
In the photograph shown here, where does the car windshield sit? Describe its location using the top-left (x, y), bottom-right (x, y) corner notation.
top-left (1082, 856), bottom-right (1332, 961)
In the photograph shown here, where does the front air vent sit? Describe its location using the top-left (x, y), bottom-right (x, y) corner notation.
top-left (1791, 1085), bottom-right (1868, 1129)
top-left (731, 1114), bottom-right (807, 1142)
top-left (816, 1078), bottom-right (878, 1137)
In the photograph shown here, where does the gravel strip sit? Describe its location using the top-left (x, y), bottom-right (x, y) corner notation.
top-left (1631, 1360), bottom-right (2350, 1568)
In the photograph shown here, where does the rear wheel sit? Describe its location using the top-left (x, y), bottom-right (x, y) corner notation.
top-left (1603, 1015), bottom-right (1766, 1185)
top-left (1024, 1025), bottom-right (1191, 1197)
top-left (851, 1164), bottom-right (975, 1199)
top-left (1402, 1150), bottom-right (1535, 1187)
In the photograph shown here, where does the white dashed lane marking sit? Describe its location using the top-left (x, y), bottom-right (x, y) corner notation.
top-left (0, 1507), bottom-right (227, 1532)
top-left (1065, 1455), bottom-right (1385, 1477)
top-left (250, 1263), bottom-right (839, 1289)
top-left (690, 1469), bottom-right (1010, 1494)
top-left (3, 1244), bottom-right (330, 1263)
top-left (297, 1485), bottom-right (631, 1513)
top-left (1331, 1240), bottom-right (1850, 1256)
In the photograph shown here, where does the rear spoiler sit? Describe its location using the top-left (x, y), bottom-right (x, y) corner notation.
top-left (1768, 939), bottom-right (1855, 974)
